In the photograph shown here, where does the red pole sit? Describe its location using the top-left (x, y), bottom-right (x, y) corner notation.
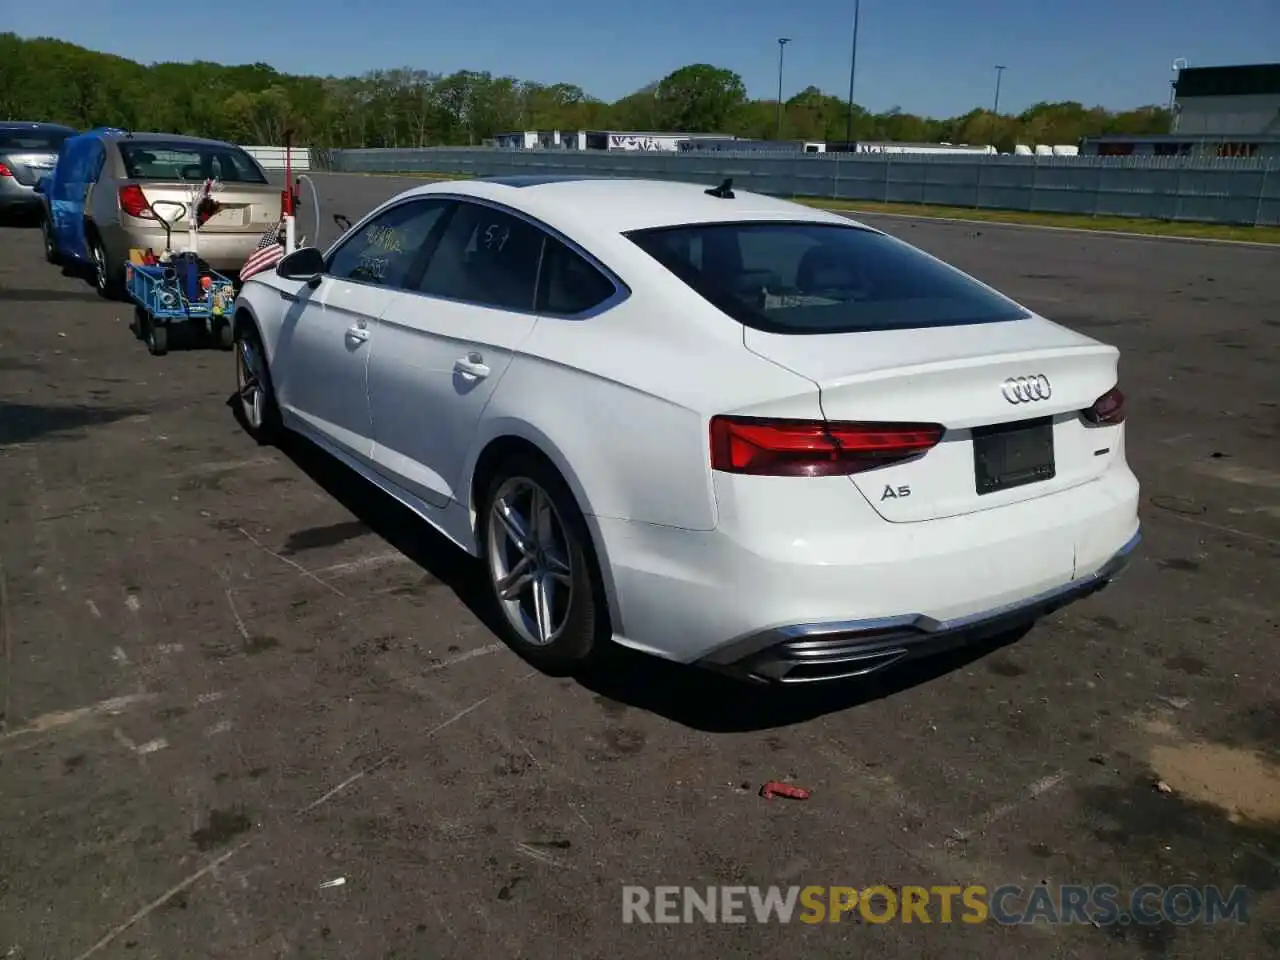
top-left (282, 128), bottom-right (293, 216)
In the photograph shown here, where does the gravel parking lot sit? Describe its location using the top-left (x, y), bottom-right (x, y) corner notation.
top-left (1, 176), bottom-right (1277, 959)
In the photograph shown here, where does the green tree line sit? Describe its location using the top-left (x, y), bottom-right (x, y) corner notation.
top-left (1, 34), bottom-right (1172, 151)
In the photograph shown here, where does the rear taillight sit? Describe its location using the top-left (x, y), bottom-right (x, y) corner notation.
top-left (709, 416), bottom-right (944, 477)
top-left (1083, 386), bottom-right (1125, 425)
top-left (0, 162), bottom-right (13, 178)
top-left (118, 184), bottom-right (151, 218)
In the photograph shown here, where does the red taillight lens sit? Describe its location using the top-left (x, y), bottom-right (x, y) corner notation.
top-left (1084, 386), bottom-right (1125, 425)
top-left (0, 162), bottom-right (13, 178)
top-left (118, 184), bottom-right (152, 219)
top-left (709, 416), bottom-right (944, 477)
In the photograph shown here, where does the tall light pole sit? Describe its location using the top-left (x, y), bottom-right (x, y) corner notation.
top-left (776, 38), bottom-right (792, 139)
top-left (993, 64), bottom-right (1006, 114)
top-left (844, 0), bottom-right (861, 147)
top-left (1170, 57), bottom-right (1187, 131)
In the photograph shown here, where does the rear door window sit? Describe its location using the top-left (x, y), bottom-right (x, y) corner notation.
top-left (627, 221), bottom-right (1029, 334)
top-left (415, 202), bottom-right (545, 312)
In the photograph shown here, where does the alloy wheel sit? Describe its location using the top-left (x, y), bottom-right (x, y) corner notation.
top-left (92, 242), bottom-right (107, 292)
top-left (236, 338), bottom-right (266, 429)
top-left (486, 477), bottom-right (575, 647)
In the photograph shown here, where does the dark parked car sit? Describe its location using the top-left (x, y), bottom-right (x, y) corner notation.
top-left (0, 122), bottom-right (78, 218)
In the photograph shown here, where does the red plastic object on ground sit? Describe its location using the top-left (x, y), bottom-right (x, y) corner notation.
top-left (759, 781), bottom-right (810, 801)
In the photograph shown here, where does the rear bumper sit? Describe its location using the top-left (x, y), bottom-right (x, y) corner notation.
top-left (595, 463), bottom-right (1140, 673)
top-left (103, 224), bottom-right (259, 273)
top-left (0, 178), bottom-right (40, 211)
top-left (699, 529), bottom-right (1140, 683)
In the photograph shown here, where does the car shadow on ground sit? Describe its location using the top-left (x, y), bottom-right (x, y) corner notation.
top-left (575, 630), bottom-right (1027, 732)
top-left (57, 263), bottom-right (97, 292)
top-left (0, 286), bottom-right (102, 303)
top-left (0, 400), bottom-right (150, 446)
top-left (0, 211), bottom-right (41, 229)
top-left (234, 396), bottom-right (1029, 732)
top-left (245, 410), bottom-right (510, 641)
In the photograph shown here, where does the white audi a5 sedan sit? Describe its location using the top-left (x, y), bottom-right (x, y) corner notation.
top-left (231, 175), bottom-right (1140, 684)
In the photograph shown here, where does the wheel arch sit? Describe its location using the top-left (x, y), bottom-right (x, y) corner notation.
top-left (231, 300), bottom-right (275, 366)
top-left (81, 217), bottom-right (99, 261)
top-left (232, 303), bottom-right (258, 342)
top-left (82, 216), bottom-right (101, 249)
top-left (40, 204), bottom-right (61, 258)
top-left (467, 426), bottom-right (623, 639)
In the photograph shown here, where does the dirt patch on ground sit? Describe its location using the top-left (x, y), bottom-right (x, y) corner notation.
top-left (1140, 713), bottom-right (1280, 825)
top-left (1150, 742), bottom-right (1280, 824)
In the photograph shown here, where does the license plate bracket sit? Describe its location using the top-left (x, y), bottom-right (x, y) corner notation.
top-left (973, 416), bottom-right (1056, 495)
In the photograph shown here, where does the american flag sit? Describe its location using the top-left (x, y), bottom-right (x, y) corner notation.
top-left (239, 221), bottom-right (286, 281)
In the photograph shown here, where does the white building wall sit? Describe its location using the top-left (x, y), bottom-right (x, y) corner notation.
top-left (493, 132), bottom-right (539, 149)
top-left (1174, 94), bottom-right (1280, 135)
top-left (606, 134), bottom-right (685, 151)
top-left (240, 145), bottom-right (312, 170)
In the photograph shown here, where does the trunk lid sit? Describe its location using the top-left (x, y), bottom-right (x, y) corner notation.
top-left (127, 181), bottom-right (282, 234)
top-left (744, 316), bottom-right (1123, 522)
top-left (2, 151), bottom-right (58, 186)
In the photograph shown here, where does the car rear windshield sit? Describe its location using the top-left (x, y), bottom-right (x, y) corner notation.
top-left (0, 129), bottom-right (72, 151)
top-left (626, 221), bottom-right (1029, 334)
top-left (119, 141), bottom-right (267, 183)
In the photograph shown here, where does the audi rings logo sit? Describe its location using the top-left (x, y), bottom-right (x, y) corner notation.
top-left (1002, 375), bottom-right (1052, 404)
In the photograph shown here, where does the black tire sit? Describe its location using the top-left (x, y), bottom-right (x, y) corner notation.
top-left (478, 453), bottom-right (608, 672)
top-left (131, 306), bottom-right (147, 340)
top-left (89, 233), bottom-right (125, 300)
top-left (234, 322), bottom-right (282, 444)
top-left (217, 321), bottom-right (234, 351)
top-left (147, 322), bottom-right (168, 356)
top-left (42, 215), bottom-right (61, 265)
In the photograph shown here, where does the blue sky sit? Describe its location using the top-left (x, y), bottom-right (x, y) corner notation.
top-left (10, 0), bottom-right (1277, 118)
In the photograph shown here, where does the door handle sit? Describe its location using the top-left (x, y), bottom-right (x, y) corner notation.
top-left (454, 353), bottom-right (490, 379)
top-left (345, 325), bottom-right (369, 344)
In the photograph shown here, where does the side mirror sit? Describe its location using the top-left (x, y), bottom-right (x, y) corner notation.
top-left (276, 245), bottom-right (325, 286)
top-left (33, 176), bottom-right (49, 195)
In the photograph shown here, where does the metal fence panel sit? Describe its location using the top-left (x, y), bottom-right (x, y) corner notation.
top-left (322, 149), bottom-right (1280, 227)
top-left (1257, 166), bottom-right (1280, 226)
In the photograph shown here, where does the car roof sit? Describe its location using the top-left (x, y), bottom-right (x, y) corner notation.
top-left (0, 121), bottom-right (77, 133)
top-left (91, 130), bottom-right (241, 149)
top-left (399, 176), bottom-right (865, 235)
